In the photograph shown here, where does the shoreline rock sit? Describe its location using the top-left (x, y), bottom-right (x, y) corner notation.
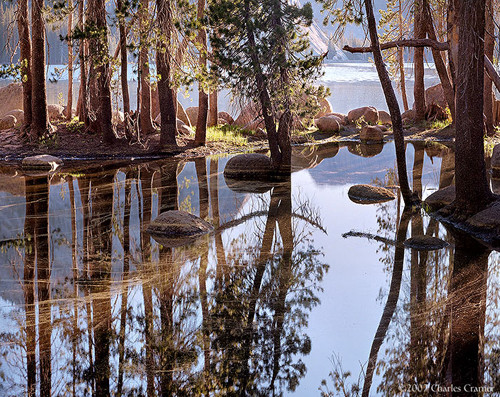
top-left (348, 184), bottom-right (396, 204)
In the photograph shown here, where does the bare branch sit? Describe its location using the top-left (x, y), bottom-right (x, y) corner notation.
top-left (343, 38), bottom-right (450, 53)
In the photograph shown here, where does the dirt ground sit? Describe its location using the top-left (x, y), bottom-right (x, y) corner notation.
top-left (1, 119), bottom-right (498, 163)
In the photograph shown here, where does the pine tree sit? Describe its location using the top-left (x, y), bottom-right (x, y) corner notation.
top-left (209, 0), bottom-right (324, 170)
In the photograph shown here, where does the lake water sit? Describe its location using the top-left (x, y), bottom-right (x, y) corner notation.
top-left (0, 142), bottom-right (499, 395)
top-left (0, 62), bottom-right (440, 115)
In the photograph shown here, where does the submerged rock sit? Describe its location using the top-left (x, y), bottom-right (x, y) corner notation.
top-left (404, 236), bottom-right (449, 251)
top-left (22, 154), bottom-right (63, 171)
top-left (223, 153), bottom-right (272, 180)
top-left (146, 210), bottom-right (214, 248)
top-left (467, 201), bottom-right (500, 231)
top-left (424, 185), bottom-right (455, 211)
top-left (348, 184), bottom-right (396, 204)
top-left (225, 178), bottom-right (274, 194)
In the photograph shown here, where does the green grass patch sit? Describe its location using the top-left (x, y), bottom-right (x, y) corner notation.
top-left (206, 125), bottom-right (252, 146)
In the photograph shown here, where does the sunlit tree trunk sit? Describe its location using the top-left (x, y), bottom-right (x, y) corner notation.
top-left (454, 0), bottom-right (493, 215)
top-left (31, 0), bottom-right (49, 138)
top-left (139, 0), bottom-right (155, 135)
top-left (397, 0), bottom-right (409, 112)
top-left (87, 0), bottom-right (115, 143)
top-left (17, 0), bottom-right (32, 129)
top-left (208, 88), bottom-right (218, 127)
top-left (413, 0), bottom-right (426, 121)
top-left (77, 0), bottom-right (88, 123)
top-left (156, 0), bottom-right (178, 146)
top-left (484, 0), bottom-right (494, 136)
top-left (117, 0), bottom-right (130, 117)
top-left (364, 0), bottom-right (415, 206)
top-left (67, 0), bottom-right (74, 120)
top-left (195, 0), bottom-right (209, 146)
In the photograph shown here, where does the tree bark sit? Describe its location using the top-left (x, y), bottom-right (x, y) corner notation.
top-left (77, 0), bottom-right (88, 124)
top-left (343, 38), bottom-right (449, 53)
top-left (156, 0), bottom-right (177, 146)
top-left (413, 0), bottom-right (426, 121)
top-left (208, 88), bottom-right (218, 127)
top-left (364, 0), bottom-right (415, 206)
top-left (422, 0), bottom-right (456, 121)
top-left (454, 0), bottom-right (492, 215)
top-left (195, 0), bottom-right (209, 146)
top-left (67, 0), bottom-right (74, 120)
top-left (87, 0), bottom-right (115, 143)
top-left (138, 0), bottom-right (155, 135)
top-left (397, 0), bottom-right (408, 112)
top-left (17, 0), bottom-right (32, 129)
top-left (117, 0), bottom-right (130, 116)
top-left (31, 0), bottom-right (49, 138)
top-left (484, 0), bottom-right (494, 136)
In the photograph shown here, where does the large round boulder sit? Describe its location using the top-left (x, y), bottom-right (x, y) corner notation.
top-left (146, 210), bottom-right (214, 248)
top-left (234, 102), bottom-right (264, 131)
top-left (424, 185), bottom-right (455, 211)
top-left (0, 114), bottom-right (17, 130)
top-left (224, 153), bottom-right (272, 180)
top-left (348, 106), bottom-right (379, 124)
top-left (378, 110), bottom-right (392, 125)
top-left (185, 107), bottom-right (199, 126)
top-left (22, 154), bottom-right (63, 171)
top-left (360, 125), bottom-right (384, 142)
top-left (47, 104), bottom-right (65, 121)
top-left (315, 115), bottom-right (341, 133)
top-left (404, 236), bottom-right (449, 251)
top-left (0, 83), bottom-right (23, 118)
top-left (425, 83), bottom-right (447, 110)
top-left (218, 111), bottom-right (234, 125)
top-left (348, 184), bottom-right (396, 204)
top-left (315, 97), bottom-right (334, 118)
top-left (402, 109), bottom-right (416, 121)
top-left (5, 109), bottom-right (24, 126)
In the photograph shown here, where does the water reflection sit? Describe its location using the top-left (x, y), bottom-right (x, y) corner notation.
top-left (0, 142), bottom-right (499, 396)
top-left (0, 155), bottom-right (327, 396)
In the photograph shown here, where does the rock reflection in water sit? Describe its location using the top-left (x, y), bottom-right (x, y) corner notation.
top-left (0, 156), bottom-right (327, 396)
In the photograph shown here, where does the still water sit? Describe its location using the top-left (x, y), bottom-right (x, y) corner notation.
top-left (0, 62), bottom-right (440, 115)
top-left (0, 142), bottom-right (498, 395)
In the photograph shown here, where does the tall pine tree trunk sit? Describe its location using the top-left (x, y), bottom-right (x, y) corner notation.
top-left (364, 0), bottom-right (415, 206)
top-left (208, 88), bottom-right (218, 126)
top-left (422, 0), bottom-right (455, 121)
top-left (397, 0), bottom-right (409, 112)
top-left (454, 0), bottom-right (493, 215)
top-left (139, 0), bottom-right (155, 135)
top-left (17, 0), bottom-right (32, 129)
top-left (31, 0), bottom-right (49, 138)
top-left (77, 0), bottom-right (88, 123)
top-left (195, 0), bottom-right (209, 146)
top-left (413, 0), bottom-right (426, 121)
top-left (156, 0), bottom-right (177, 146)
top-left (67, 0), bottom-right (74, 120)
top-left (484, 0), bottom-right (494, 136)
top-left (87, 0), bottom-right (115, 143)
top-left (117, 0), bottom-right (130, 115)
